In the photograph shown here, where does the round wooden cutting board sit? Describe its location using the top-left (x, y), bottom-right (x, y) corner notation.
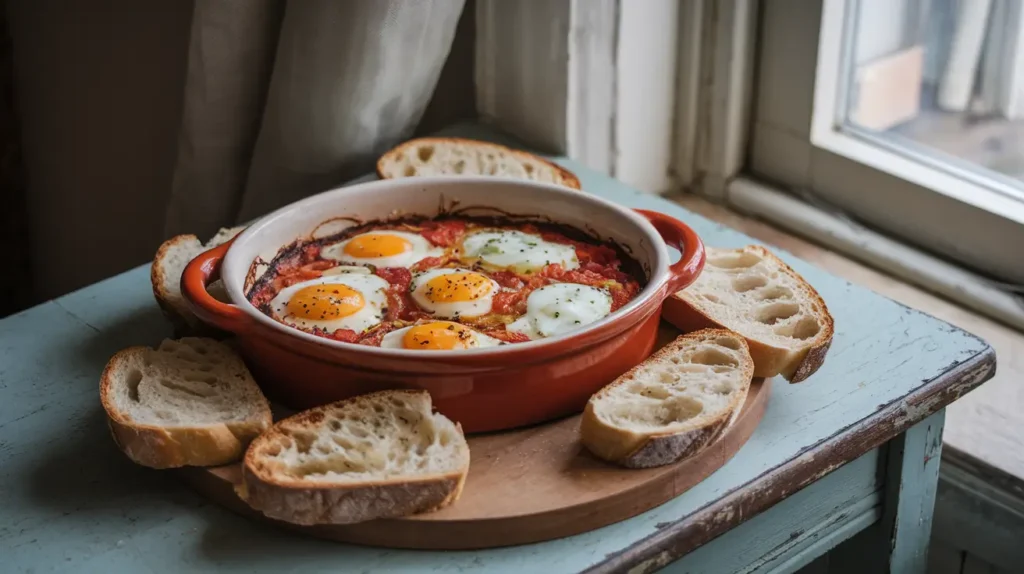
top-left (178, 376), bottom-right (770, 550)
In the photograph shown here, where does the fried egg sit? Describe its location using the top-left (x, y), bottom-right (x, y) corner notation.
top-left (380, 321), bottom-right (505, 351)
top-left (507, 283), bottom-right (613, 340)
top-left (410, 268), bottom-right (499, 318)
top-left (320, 230), bottom-right (444, 268)
top-left (460, 230), bottom-right (579, 273)
top-left (268, 273), bottom-right (389, 333)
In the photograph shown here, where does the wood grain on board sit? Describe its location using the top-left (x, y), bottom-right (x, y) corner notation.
top-left (178, 325), bottom-right (771, 550)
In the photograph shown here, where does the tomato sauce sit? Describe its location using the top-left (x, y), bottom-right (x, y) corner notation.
top-left (247, 217), bottom-right (645, 346)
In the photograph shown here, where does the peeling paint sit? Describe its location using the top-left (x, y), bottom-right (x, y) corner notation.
top-left (625, 551), bottom-right (672, 574)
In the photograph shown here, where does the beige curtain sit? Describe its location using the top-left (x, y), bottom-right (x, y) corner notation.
top-left (166, 0), bottom-right (467, 238)
top-left (8, 0), bottom-right (466, 301)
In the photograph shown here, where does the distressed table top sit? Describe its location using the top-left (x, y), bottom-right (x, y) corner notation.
top-left (0, 124), bottom-right (995, 573)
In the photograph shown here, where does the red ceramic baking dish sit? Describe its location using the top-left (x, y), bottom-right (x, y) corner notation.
top-left (182, 176), bottom-right (705, 433)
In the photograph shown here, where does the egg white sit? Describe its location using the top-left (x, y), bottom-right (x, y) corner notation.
top-left (319, 265), bottom-right (372, 276)
top-left (268, 273), bottom-right (389, 333)
top-left (380, 324), bottom-right (505, 350)
top-left (410, 267), bottom-right (500, 318)
top-left (460, 230), bottom-right (579, 273)
top-left (320, 230), bottom-right (444, 268)
top-left (507, 283), bottom-right (612, 340)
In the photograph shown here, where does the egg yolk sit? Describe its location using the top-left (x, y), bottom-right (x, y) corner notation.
top-left (423, 272), bottom-right (492, 302)
top-left (343, 233), bottom-right (411, 258)
top-left (403, 321), bottom-right (477, 350)
top-left (286, 284), bottom-right (364, 319)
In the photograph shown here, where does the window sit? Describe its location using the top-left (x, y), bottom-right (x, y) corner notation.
top-left (473, 0), bottom-right (1024, 287)
top-left (749, 0), bottom-right (1024, 285)
top-left (838, 0), bottom-right (1024, 197)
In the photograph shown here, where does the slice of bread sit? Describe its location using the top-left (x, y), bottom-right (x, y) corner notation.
top-left (662, 245), bottom-right (834, 383)
top-left (100, 338), bottom-right (272, 469)
top-left (376, 137), bottom-right (581, 189)
top-left (580, 329), bottom-right (754, 469)
top-left (240, 390), bottom-right (470, 526)
top-left (151, 226), bottom-right (245, 335)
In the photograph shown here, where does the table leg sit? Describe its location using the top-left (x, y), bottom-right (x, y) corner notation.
top-left (827, 410), bottom-right (946, 574)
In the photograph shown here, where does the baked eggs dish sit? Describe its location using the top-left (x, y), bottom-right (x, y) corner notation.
top-left (246, 217), bottom-right (644, 350)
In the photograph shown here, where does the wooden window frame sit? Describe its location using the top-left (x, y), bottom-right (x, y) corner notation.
top-left (474, 0), bottom-right (684, 194)
top-left (473, 0), bottom-right (1024, 327)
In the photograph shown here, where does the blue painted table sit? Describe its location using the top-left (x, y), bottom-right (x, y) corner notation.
top-left (0, 125), bottom-right (996, 573)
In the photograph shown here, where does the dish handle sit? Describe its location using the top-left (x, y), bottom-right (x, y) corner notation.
top-left (635, 209), bottom-right (706, 294)
top-left (181, 239), bottom-right (249, 333)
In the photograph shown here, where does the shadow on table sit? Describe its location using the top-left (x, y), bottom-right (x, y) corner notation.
top-left (63, 303), bottom-right (170, 371)
top-left (24, 300), bottom-right (179, 498)
top-left (196, 517), bottom-right (349, 565)
top-left (23, 304), bottom-right (196, 518)
top-left (24, 406), bottom-right (203, 514)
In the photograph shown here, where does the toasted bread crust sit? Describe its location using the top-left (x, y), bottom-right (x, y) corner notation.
top-left (151, 235), bottom-right (203, 334)
top-left (580, 402), bottom-right (735, 469)
top-left (662, 246), bottom-right (834, 383)
top-left (99, 347), bottom-right (271, 469)
top-left (151, 227), bottom-right (245, 338)
top-left (376, 137), bottom-right (582, 190)
top-left (618, 418), bottom-right (731, 469)
top-left (240, 470), bottom-right (467, 526)
top-left (580, 329), bottom-right (754, 468)
top-left (105, 414), bottom-right (255, 469)
top-left (240, 390), bottom-right (470, 526)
